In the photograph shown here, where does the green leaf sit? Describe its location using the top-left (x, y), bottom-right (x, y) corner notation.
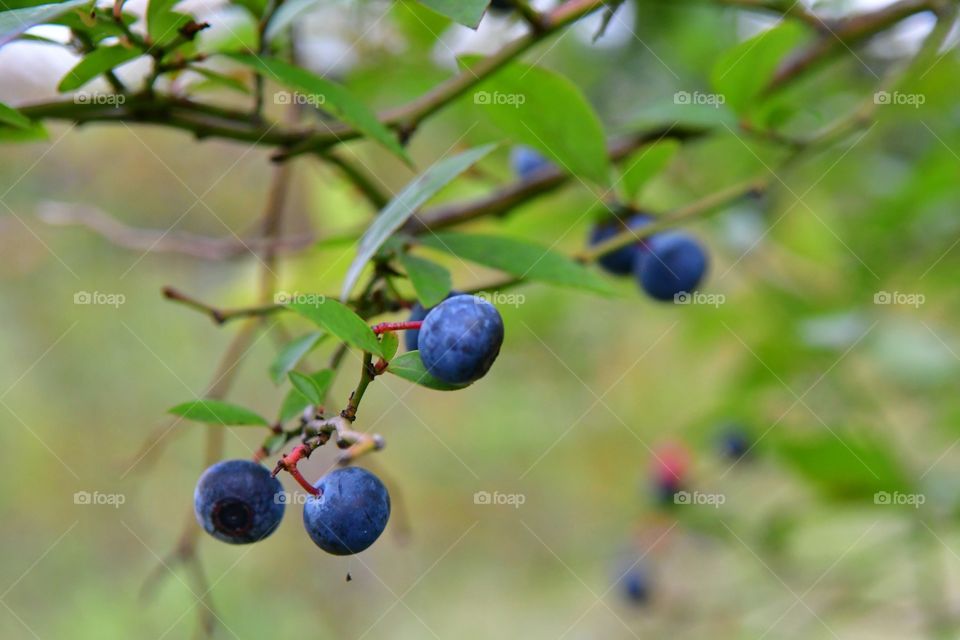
top-left (147, 0), bottom-right (192, 46)
top-left (776, 431), bottom-right (911, 502)
top-left (711, 22), bottom-right (807, 115)
top-left (0, 0), bottom-right (90, 46)
top-left (58, 45), bottom-right (143, 92)
top-left (340, 144), bottom-right (494, 300)
top-left (278, 369), bottom-right (334, 421)
top-left (287, 298), bottom-right (383, 357)
top-left (227, 54), bottom-right (409, 162)
top-left (169, 399), bottom-right (269, 426)
top-left (380, 331), bottom-right (400, 361)
top-left (463, 57), bottom-right (609, 185)
top-left (288, 371), bottom-right (323, 405)
top-left (0, 102), bottom-right (31, 129)
top-left (416, 0), bottom-right (488, 28)
top-left (619, 140), bottom-right (679, 202)
top-left (0, 121), bottom-right (47, 142)
top-left (628, 99), bottom-right (738, 131)
top-left (420, 232), bottom-right (614, 295)
top-left (387, 351), bottom-right (467, 390)
top-left (269, 331), bottom-right (323, 384)
top-left (399, 252), bottom-right (452, 307)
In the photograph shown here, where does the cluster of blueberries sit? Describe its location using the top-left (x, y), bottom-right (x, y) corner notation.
top-left (510, 146), bottom-right (709, 302)
top-left (193, 295), bottom-right (506, 554)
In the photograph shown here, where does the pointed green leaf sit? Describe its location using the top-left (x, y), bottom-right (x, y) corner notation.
top-left (288, 370), bottom-right (323, 405)
top-left (398, 252), bottom-right (452, 308)
top-left (59, 45), bottom-right (143, 92)
top-left (227, 54), bottom-right (409, 162)
top-left (264, 0), bottom-right (319, 42)
top-left (146, 0), bottom-right (192, 46)
top-left (278, 369), bottom-right (334, 421)
top-left (0, 0), bottom-right (90, 46)
top-left (463, 57), bottom-right (610, 185)
top-left (387, 351), bottom-right (467, 390)
top-left (169, 399), bottom-right (269, 426)
top-left (269, 331), bottom-right (323, 384)
top-left (340, 144), bottom-right (495, 300)
top-left (420, 232), bottom-right (614, 295)
top-left (416, 0), bottom-right (488, 28)
top-left (379, 331), bottom-right (399, 361)
top-left (0, 101), bottom-right (31, 129)
top-left (287, 298), bottom-right (383, 357)
top-left (620, 140), bottom-right (679, 202)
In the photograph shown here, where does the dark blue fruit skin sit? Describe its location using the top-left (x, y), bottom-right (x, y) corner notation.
top-left (194, 459), bottom-right (285, 544)
top-left (719, 426), bottom-right (751, 460)
top-left (619, 565), bottom-right (652, 605)
top-left (404, 291), bottom-right (462, 352)
top-left (589, 214), bottom-right (653, 276)
top-left (418, 295), bottom-right (504, 385)
top-left (635, 232), bottom-right (708, 301)
top-left (303, 467), bottom-right (391, 556)
top-left (509, 146), bottom-right (551, 180)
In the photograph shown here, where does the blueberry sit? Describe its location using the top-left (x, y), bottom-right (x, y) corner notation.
top-left (718, 425), bottom-right (751, 460)
top-left (509, 146), bottom-right (551, 180)
top-left (488, 0), bottom-right (514, 12)
top-left (194, 459), bottom-right (285, 544)
top-left (589, 214), bottom-right (654, 276)
top-left (303, 467), bottom-right (391, 556)
top-left (418, 295), bottom-right (504, 385)
top-left (634, 232), bottom-right (708, 301)
top-left (404, 291), bottom-right (462, 352)
top-left (617, 563), bottom-right (652, 605)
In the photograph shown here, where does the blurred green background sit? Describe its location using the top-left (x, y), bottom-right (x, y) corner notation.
top-left (3, 0), bottom-right (960, 638)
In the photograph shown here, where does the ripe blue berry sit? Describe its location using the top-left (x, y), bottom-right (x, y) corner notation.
top-left (303, 467), bottom-right (391, 556)
top-left (194, 459), bottom-right (285, 544)
top-left (509, 146), bottom-right (551, 180)
top-left (718, 425), bottom-right (751, 460)
top-left (617, 563), bottom-right (652, 605)
top-left (589, 214), bottom-right (653, 276)
top-left (418, 295), bottom-right (504, 385)
top-left (404, 291), bottom-right (462, 352)
top-left (634, 232), bottom-right (708, 301)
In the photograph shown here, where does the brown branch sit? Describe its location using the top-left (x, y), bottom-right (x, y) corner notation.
top-left (37, 201), bottom-right (314, 260)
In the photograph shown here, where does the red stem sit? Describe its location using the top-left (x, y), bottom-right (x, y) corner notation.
top-left (371, 321), bottom-right (422, 335)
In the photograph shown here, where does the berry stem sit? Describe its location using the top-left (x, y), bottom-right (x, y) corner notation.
top-left (371, 320), bottom-right (422, 335)
top-left (287, 465), bottom-right (320, 497)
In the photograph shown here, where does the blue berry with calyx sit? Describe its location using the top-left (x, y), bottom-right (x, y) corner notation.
top-left (303, 467), bottom-right (391, 556)
top-left (509, 145), bottom-right (552, 180)
top-left (634, 232), bottom-right (708, 301)
top-left (404, 291), bottom-right (462, 352)
top-left (589, 213), bottom-right (653, 276)
top-left (194, 459), bottom-right (285, 544)
top-left (417, 295), bottom-right (504, 385)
